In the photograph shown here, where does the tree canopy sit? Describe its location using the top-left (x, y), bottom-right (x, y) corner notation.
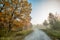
top-left (0, 0), bottom-right (32, 32)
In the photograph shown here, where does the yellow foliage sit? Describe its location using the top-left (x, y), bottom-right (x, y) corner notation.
top-left (1, 17), bottom-right (4, 21)
top-left (4, 2), bottom-right (10, 6)
top-left (9, 7), bottom-right (14, 11)
top-left (12, 0), bottom-right (18, 4)
top-left (0, 12), bottom-right (2, 16)
top-left (0, 0), bottom-right (32, 31)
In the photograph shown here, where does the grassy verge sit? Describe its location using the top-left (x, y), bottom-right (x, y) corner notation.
top-left (0, 29), bottom-right (33, 40)
top-left (42, 29), bottom-right (60, 40)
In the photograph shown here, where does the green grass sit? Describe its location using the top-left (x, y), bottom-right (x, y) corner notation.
top-left (0, 30), bottom-right (33, 40)
top-left (15, 30), bottom-right (33, 36)
top-left (42, 29), bottom-right (60, 40)
top-left (46, 30), bottom-right (60, 38)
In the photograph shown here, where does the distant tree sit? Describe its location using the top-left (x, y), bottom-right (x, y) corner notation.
top-left (43, 20), bottom-right (48, 26)
top-left (48, 13), bottom-right (60, 30)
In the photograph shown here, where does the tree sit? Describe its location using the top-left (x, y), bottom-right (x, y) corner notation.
top-left (43, 20), bottom-right (48, 26)
top-left (0, 0), bottom-right (32, 32)
top-left (48, 13), bottom-right (60, 30)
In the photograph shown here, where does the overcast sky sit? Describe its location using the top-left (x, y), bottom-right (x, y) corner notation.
top-left (28, 0), bottom-right (60, 24)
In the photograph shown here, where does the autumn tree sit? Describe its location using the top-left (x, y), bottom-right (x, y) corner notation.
top-left (0, 0), bottom-right (32, 32)
top-left (19, 0), bottom-right (32, 30)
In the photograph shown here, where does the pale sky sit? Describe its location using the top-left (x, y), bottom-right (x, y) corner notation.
top-left (28, 0), bottom-right (60, 24)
